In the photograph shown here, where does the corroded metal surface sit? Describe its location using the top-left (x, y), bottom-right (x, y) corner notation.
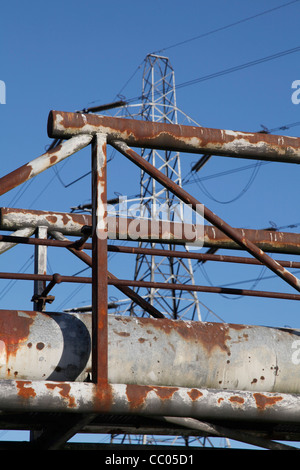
top-left (0, 379), bottom-right (300, 425)
top-left (2, 207), bottom-right (300, 254)
top-left (91, 133), bottom-right (108, 383)
top-left (47, 110), bottom-right (300, 163)
top-left (113, 141), bottom-right (300, 293)
top-left (0, 134), bottom-right (92, 196)
top-left (1, 310), bottom-right (300, 396)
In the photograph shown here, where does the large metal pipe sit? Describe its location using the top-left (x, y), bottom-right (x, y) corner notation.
top-left (2, 309), bottom-right (300, 396)
top-left (2, 207), bottom-right (300, 255)
top-left (0, 379), bottom-right (300, 424)
top-left (47, 110), bottom-right (300, 164)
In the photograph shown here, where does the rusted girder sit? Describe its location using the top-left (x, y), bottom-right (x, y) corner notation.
top-left (112, 141), bottom-right (300, 293)
top-left (47, 110), bottom-right (300, 164)
top-left (91, 133), bottom-right (108, 384)
top-left (2, 230), bottom-right (300, 270)
top-left (0, 270), bottom-right (299, 300)
top-left (0, 135), bottom-right (92, 197)
top-left (2, 207), bottom-right (300, 255)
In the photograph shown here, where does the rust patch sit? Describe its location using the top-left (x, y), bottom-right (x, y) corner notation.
top-left (94, 383), bottom-right (114, 413)
top-left (46, 215), bottom-right (58, 224)
top-left (229, 395), bottom-right (245, 405)
top-left (126, 384), bottom-right (152, 410)
top-left (0, 310), bottom-right (36, 359)
top-left (218, 397), bottom-right (224, 404)
top-left (61, 213), bottom-right (71, 226)
top-left (153, 386), bottom-right (178, 401)
top-left (130, 317), bottom-right (240, 355)
top-left (46, 382), bottom-right (76, 408)
top-left (126, 384), bottom-right (179, 410)
top-left (187, 388), bottom-right (203, 401)
top-left (16, 381), bottom-right (36, 399)
top-left (49, 155), bottom-right (58, 165)
top-left (254, 393), bottom-right (283, 410)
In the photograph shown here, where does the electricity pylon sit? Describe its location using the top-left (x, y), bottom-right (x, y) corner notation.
top-left (128, 53), bottom-right (202, 321)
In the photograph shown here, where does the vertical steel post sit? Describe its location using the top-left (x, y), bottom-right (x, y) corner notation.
top-left (91, 133), bottom-right (108, 384)
top-left (33, 226), bottom-right (48, 311)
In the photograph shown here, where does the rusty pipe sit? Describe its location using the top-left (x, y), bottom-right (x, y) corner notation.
top-left (2, 207), bottom-right (300, 255)
top-left (0, 134), bottom-right (92, 196)
top-left (1, 311), bottom-right (300, 396)
top-left (2, 231), bottom-right (300, 271)
top-left (0, 270), bottom-right (299, 301)
top-left (0, 379), bottom-right (299, 425)
top-left (47, 110), bottom-right (300, 164)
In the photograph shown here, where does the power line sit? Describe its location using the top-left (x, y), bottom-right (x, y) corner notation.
top-left (176, 46), bottom-right (300, 90)
top-left (123, 45), bottom-right (300, 104)
top-left (152, 0), bottom-right (300, 54)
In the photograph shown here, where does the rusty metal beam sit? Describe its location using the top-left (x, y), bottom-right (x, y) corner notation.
top-left (108, 244), bottom-right (300, 270)
top-left (108, 278), bottom-right (300, 301)
top-left (0, 135), bottom-right (92, 197)
top-left (0, 270), bottom-right (299, 301)
top-left (112, 141), bottom-right (300, 294)
top-left (91, 133), bottom-right (108, 384)
top-left (2, 207), bottom-right (300, 255)
top-left (3, 229), bottom-right (300, 271)
top-left (33, 226), bottom-right (48, 311)
top-left (47, 110), bottom-right (300, 164)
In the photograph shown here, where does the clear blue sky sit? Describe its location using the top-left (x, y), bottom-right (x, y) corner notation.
top-left (1, 0), bottom-right (300, 448)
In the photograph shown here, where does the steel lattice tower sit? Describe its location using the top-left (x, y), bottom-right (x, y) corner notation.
top-left (129, 54), bottom-right (202, 321)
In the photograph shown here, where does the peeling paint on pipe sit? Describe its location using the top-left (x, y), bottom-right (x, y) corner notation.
top-left (47, 110), bottom-right (300, 164)
top-left (1, 310), bottom-right (300, 396)
top-left (2, 208), bottom-right (300, 254)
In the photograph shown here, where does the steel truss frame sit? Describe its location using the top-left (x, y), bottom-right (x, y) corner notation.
top-left (0, 111), bottom-right (300, 449)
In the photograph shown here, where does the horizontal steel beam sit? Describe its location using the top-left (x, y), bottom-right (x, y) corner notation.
top-left (48, 110), bottom-right (300, 163)
top-left (2, 207), bottom-right (300, 254)
top-left (0, 270), bottom-right (299, 300)
top-left (2, 231), bottom-right (300, 271)
top-left (1, 310), bottom-right (300, 395)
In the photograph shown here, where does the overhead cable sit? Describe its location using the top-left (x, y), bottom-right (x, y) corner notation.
top-left (152, 0), bottom-right (300, 54)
